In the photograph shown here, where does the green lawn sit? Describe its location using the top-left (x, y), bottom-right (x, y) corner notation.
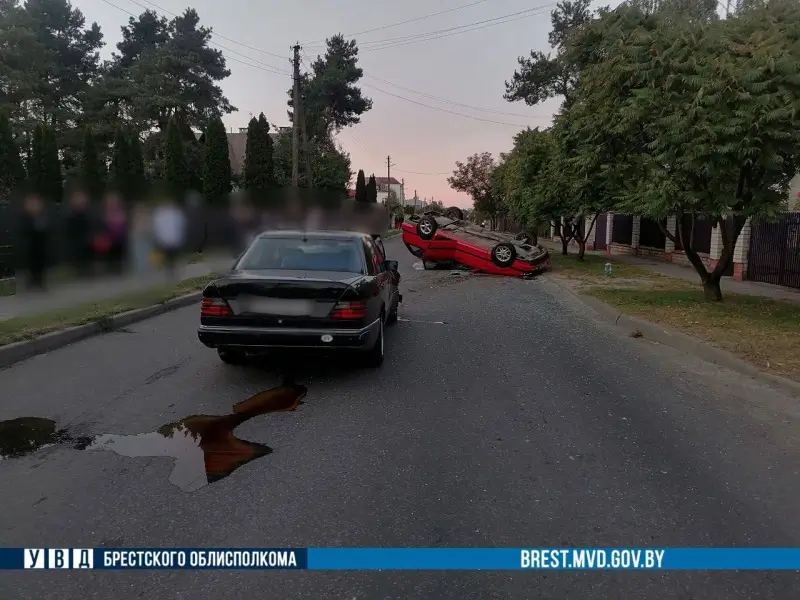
top-left (0, 274), bottom-right (216, 347)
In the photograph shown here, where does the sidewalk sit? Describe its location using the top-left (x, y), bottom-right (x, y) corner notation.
top-left (540, 239), bottom-right (800, 306)
top-left (0, 254), bottom-right (234, 322)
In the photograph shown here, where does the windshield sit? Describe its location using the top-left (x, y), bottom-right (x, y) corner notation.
top-left (236, 236), bottom-right (365, 273)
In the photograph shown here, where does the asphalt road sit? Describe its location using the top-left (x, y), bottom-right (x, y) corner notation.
top-left (2, 236), bottom-right (800, 599)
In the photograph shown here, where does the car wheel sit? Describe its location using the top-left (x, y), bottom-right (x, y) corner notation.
top-left (364, 314), bottom-right (385, 367)
top-left (218, 348), bottom-right (246, 365)
top-left (445, 206), bottom-right (464, 221)
top-left (491, 242), bottom-right (517, 268)
top-left (387, 299), bottom-right (398, 325)
top-left (416, 216), bottom-right (438, 240)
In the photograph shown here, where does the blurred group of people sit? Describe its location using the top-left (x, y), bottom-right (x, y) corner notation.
top-left (18, 186), bottom-right (188, 291)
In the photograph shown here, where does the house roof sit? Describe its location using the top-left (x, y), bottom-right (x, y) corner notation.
top-left (226, 130), bottom-right (283, 174)
top-left (375, 177), bottom-right (401, 185)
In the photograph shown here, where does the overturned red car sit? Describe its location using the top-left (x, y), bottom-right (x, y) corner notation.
top-left (401, 209), bottom-right (550, 278)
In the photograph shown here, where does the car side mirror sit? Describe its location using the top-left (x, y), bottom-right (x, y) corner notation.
top-left (385, 260), bottom-right (398, 272)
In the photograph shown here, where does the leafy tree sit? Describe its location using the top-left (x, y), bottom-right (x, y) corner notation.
top-left (27, 123), bottom-right (45, 191)
top-left (243, 115), bottom-right (271, 192)
top-left (447, 152), bottom-right (504, 229)
top-left (79, 127), bottom-right (103, 200)
top-left (164, 117), bottom-right (188, 198)
top-left (310, 135), bottom-right (351, 192)
top-left (202, 116), bottom-right (231, 203)
top-left (366, 174), bottom-right (377, 203)
top-left (288, 35), bottom-right (372, 141)
top-left (355, 170), bottom-right (367, 203)
top-left (573, 2), bottom-right (800, 300)
top-left (128, 132), bottom-right (145, 195)
top-left (0, 112), bottom-right (25, 197)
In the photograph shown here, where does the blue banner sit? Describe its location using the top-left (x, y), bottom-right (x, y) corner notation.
top-left (4, 548), bottom-right (800, 570)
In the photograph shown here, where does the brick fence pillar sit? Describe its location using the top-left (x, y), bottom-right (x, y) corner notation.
top-left (606, 212), bottom-right (614, 254)
top-left (708, 223), bottom-right (723, 271)
top-left (664, 216), bottom-right (677, 262)
top-left (732, 218), bottom-right (751, 281)
top-left (631, 216), bottom-right (641, 253)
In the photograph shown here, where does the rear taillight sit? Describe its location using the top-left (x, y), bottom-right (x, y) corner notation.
top-left (330, 300), bottom-right (366, 319)
top-left (201, 297), bottom-right (232, 317)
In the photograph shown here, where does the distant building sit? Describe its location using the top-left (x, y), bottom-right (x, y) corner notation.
top-left (225, 126), bottom-right (291, 175)
top-left (375, 177), bottom-right (404, 205)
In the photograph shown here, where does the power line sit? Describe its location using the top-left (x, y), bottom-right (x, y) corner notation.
top-left (394, 168), bottom-right (451, 176)
top-left (363, 74), bottom-right (550, 120)
top-left (360, 82), bottom-right (532, 127)
top-left (302, 0), bottom-right (491, 45)
top-left (124, 0), bottom-right (291, 61)
top-left (352, 4), bottom-right (556, 52)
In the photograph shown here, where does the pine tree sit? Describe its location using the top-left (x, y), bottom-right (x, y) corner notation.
top-left (79, 127), bottom-right (104, 200)
top-left (355, 169), bottom-right (367, 202)
top-left (244, 116), bottom-right (270, 191)
top-left (28, 124), bottom-right (45, 195)
top-left (366, 174), bottom-right (377, 203)
top-left (0, 112), bottom-right (25, 197)
top-left (129, 132), bottom-right (145, 197)
top-left (109, 126), bottom-right (130, 194)
top-left (165, 118), bottom-right (188, 199)
top-left (41, 126), bottom-right (63, 202)
top-left (258, 113), bottom-right (274, 187)
top-left (202, 117), bottom-right (232, 203)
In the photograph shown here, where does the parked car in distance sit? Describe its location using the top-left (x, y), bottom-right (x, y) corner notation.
top-left (401, 208), bottom-right (550, 277)
top-left (198, 230), bottom-right (401, 367)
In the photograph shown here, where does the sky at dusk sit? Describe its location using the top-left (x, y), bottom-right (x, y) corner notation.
top-left (74, 0), bottom-right (614, 208)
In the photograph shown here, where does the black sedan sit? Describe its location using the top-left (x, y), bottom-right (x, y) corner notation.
top-left (197, 230), bottom-right (401, 367)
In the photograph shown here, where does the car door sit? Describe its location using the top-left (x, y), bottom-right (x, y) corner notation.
top-left (364, 237), bottom-right (392, 318)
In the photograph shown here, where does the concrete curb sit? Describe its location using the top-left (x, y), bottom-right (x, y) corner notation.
top-left (0, 291), bottom-right (203, 369)
top-left (548, 277), bottom-right (800, 397)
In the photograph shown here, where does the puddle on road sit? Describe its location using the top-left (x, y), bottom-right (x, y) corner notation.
top-left (0, 383), bottom-right (307, 492)
top-left (0, 417), bottom-right (90, 460)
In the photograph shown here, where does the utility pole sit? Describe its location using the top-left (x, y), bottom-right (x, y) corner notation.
top-left (291, 43), bottom-right (301, 188)
top-left (299, 90), bottom-right (313, 188)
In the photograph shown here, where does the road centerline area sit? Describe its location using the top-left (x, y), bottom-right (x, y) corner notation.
top-left (1, 237), bottom-right (799, 598)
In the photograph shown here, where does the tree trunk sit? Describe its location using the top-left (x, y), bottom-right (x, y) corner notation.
top-left (577, 240), bottom-right (586, 261)
top-left (560, 237), bottom-right (569, 255)
top-left (702, 277), bottom-right (723, 302)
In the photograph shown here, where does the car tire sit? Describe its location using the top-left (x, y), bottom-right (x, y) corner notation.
top-left (445, 206), bottom-right (464, 221)
top-left (218, 348), bottom-right (246, 365)
top-left (491, 242), bottom-right (517, 268)
top-left (387, 298), bottom-right (399, 325)
top-left (416, 216), bottom-right (438, 240)
top-left (364, 314), bottom-right (385, 367)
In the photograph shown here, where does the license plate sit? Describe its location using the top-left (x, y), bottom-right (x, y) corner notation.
top-left (245, 298), bottom-right (314, 316)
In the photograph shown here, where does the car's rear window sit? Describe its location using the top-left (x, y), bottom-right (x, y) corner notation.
top-left (236, 236), bottom-right (365, 273)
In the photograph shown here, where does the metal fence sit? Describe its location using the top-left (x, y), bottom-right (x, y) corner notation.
top-left (747, 213), bottom-right (800, 289)
top-left (674, 214), bottom-right (713, 254)
top-left (594, 214), bottom-right (607, 250)
top-left (611, 214), bottom-right (633, 245)
top-left (639, 217), bottom-right (666, 249)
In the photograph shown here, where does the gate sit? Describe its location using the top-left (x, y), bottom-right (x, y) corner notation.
top-left (0, 200), bottom-right (12, 279)
top-left (747, 213), bottom-right (800, 288)
top-left (594, 213), bottom-right (607, 250)
top-left (611, 214), bottom-right (633, 245)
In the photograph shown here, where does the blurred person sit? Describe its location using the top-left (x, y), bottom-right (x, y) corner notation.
top-left (129, 202), bottom-right (154, 275)
top-left (19, 192), bottom-right (49, 291)
top-left (100, 190), bottom-right (128, 274)
top-left (64, 186), bottom-right (93, 277)
top-left (152, 196), bottom-right (187, 277)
